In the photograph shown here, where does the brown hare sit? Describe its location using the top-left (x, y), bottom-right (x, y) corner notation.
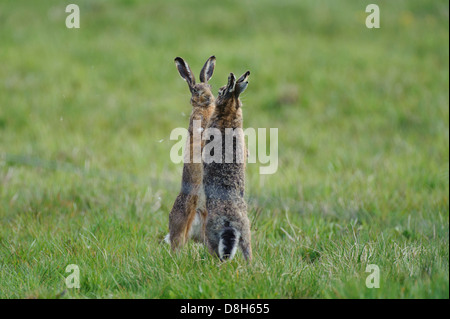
top-left (168, 56), bottom-right (216, 251)
top-left (203, 71), bottom-right (252, 262)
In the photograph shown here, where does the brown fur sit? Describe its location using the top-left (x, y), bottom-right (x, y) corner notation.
top-left (169, 56), bottom-right (216, 250)
top-left (203, 71), bottom-right (252, 261)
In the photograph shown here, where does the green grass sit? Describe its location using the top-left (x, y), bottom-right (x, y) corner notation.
top-left (0, 0), bottom-right (448, 298)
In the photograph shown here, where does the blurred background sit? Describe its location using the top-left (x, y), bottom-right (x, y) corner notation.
top-left (0, 0), bottom-right (448, 298)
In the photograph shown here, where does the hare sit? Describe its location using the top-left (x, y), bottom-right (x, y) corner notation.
top-left (203, 71), bottom-right (252, 262)
top-left (168, 56), bottom-right (216, 251)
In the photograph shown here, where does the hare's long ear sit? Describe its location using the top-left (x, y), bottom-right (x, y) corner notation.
top-left (236, 71), bottom-right (250, 96)
top-left (226, 73), bottom-right (237, 94)
top-left (174, 57), bottom-right (195, 90)
top-left (236, 71), bottom-right (250, 83)
top-left (199, 56), bottom-right (216, 83)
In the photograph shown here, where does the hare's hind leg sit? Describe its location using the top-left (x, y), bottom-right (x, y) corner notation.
top-left (183, 193), bottom-right (200, 242)
top-left (169, 193), bottom-right (200, 250)
top-left (239, 220), bottom-right (253, 262)
top-left (180, 164), bottom-right (204, 244)
top-left (169, 193), bottom-right (189, 250)
top-left (189, 186), bottom-right (207, 244)
top-left (240, 237), bottom-right (252, 262)
top-left (189, 207), bottom-right (207, 244)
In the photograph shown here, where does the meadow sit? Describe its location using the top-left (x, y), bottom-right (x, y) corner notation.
top-left (0, 0), bottom-right (448, 298)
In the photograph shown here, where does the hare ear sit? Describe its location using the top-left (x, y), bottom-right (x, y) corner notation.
top-left (174, 57), bottom-right (195, 88)
top-left (199, 56), bottom-right (216, 83)
top-left (226, 73), bottom-right (237, 93)
top-left (236, 71), bottom-right (250, 96)
top-left (236, 71), bottom-right (250, 84)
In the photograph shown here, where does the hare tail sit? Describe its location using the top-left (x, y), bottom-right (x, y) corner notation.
top-left (218, 224), bottom-right (240, 261)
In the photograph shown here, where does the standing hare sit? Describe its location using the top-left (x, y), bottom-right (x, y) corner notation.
top-left (203, 71), bottom-right (252, 261)
top-left (168, 56), bottom-right (216, 251)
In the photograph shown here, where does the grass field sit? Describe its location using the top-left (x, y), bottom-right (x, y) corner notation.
top-left (0, 0), bottom-right (448, 299)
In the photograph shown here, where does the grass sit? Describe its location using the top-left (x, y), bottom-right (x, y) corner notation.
top-left (0, 0), bottom-right (448, 298)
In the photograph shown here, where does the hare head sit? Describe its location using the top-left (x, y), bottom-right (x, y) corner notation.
top-left (215, 71), bottom-right (250, 111)
top-left (174, 56), bottom-right (216, 108)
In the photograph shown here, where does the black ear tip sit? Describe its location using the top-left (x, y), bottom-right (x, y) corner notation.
top-left (246, 71), bottom-right (250, 76)
top-left (174, 57), bottom-right (184, 64)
